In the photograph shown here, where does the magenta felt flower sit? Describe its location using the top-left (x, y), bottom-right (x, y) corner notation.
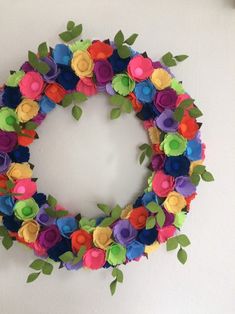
top-left (127, 55), bottom-right (154, 82)
top-left (19, 71), bottom-right (44, 100)
top-left (94, 60), bottom-right (114, 84)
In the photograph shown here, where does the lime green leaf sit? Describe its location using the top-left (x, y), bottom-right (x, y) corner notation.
top-left (177, 248), bottom-right (187, 264)
top-left (99, 217), bottom-right (116, 227)
top-left (162, 52), bottom-right (177, 67)
top-left (177, 234), bottom-right (191, 247)
top-left (174, 55), bottom-right (188, 62)
top-left (173, 107), bottom-right (184, 122)
top-left (189, 107), bottom-right (203, 118)
top-left (29, 259), bottom-right (45, 270)
top-left (72, 92), bottom-right (87, 103)
top-left (47, 194), bottom-right (57, 207)
top-left (59, 31), bottom-right (73, 42)
top-left (67, 20), bottom-right (75, 31)
top-left (36, 61), bottom-right (50, 75)
top-left (139, 151), bottom-right (146, 165)
top-left (72, 246), bottom-right (86, 265)
top-left (166, 237), bottom-right (178, 251)
top-left (42, 262), bottom-right (53, 275)
top-left (2, 236), bottom-right (13, 250)
top-left (97, 203), bottom-right (111, 215)
top-left (27, 272), bottom-right (41, 283)
top-left (117, 45), bottom-right (131, 59)
top-left (124, 33), bottom-right (138, 45)
top-left (114, 30), bottom-right (124, 47)
top-left (72, 105), bottom-right (82, 121)
top-left (112, 268), bottom-right (123, 283)
top-left (59, 251), bottom-right (74, 263)
top-left (193, 165), bottom-right (206, 175)
top-left (38, 42), bottom-right (48, 58)
top-left (139, 144), bottom-right (149, 151)
top-left (71, 24), bottom-right (83, 39)
top-left (110, 279), bottom-right (117, 296)
top-left (146, 216), bottom-right (156, 230)
top-left (190, 173), bottom-right (200, 186)
top-left (62, 94), bottom-right (73, 108)
top-left (111, 205), bottom-right (122, 220)
top-left (178, 98), bottom-right (194, 109)
top-left (122, 99), bottom-right (133, 113)
top-left (145, 146), bottom-right (152, 158)
top-left (24, 121), bottom-right (38, 130)
top-left (156, 209), bottom-right (165, 227)
top-left (110, 94), bottom-right (125, 106)
top-left (201, 171), bottom-right (214, 182)
top-left (146, 201), bottom-right (161, 213)
top-left (110, 108), bottom-right (121, 120)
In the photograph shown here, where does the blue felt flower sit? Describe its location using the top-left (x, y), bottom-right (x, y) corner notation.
top-left (47, 238), bottom-right (72, 261)
top-left (126, 240), bottom-right (145, 260)
top-left (33, 192), bottom-right (47, 207)
top-left (2, 86), bottom-right (22, 109)
top-left (133, 195), bottom-right (144, 208)
top-left (52, 44), bottom-right (72, 65)
top-left (134, 80), bottom-right (156, 103)
top-left (56, 217), bottom-right (77, 238)
top-left (9, 146), bottom-right (30, 163)
top-left (2, 214), bottom-right (21, 232)
top-left (39, 96), bottom-right (56, 114)
top-left (164, 155), bottom-right (190, 177)
top-left (185, 138), bottom-right (202, 161)
top-left (136, 102), bottom-right (160, 121)
top-left (0, 196), bottom-right (14, 216)
top-left (137, 227), bottom-right (158, 245)
top-left (142, 191), bottom-right (158, 207)
top-left (108, 50), bottom-right (130, 74)
top-left (56, 65), bottom-right (79, 90)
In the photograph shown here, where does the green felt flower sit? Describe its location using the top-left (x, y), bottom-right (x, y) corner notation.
top-left (0, 107), bottom-right (19, 132)
top-left (112, 74), bottom-right (135, 96)
top-left (69, 39), bottom-right (92, 53)
top-left (171, 78), bottom-right (185, 95)
top-left (14, 198), bottom-right (39, 221)
top-left (106, 243), bottom-right (126, 266)
top-left (6, 71), bottom-right (25, 87)
top-left (160, 133), bottom-right (187, 156)
top-left (174, 212), bottom-right (187, 228)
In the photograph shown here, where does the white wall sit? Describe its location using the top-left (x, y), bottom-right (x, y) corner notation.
top-left (0, 0), bottom-right (234, 313)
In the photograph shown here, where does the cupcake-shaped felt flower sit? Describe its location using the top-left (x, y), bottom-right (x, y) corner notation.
top-left (0, 152), bottom-right (11, 174)
top-left (56, 64), bottom-right (79, 90)
top-left (39, 96), bottom-right (56, 114)
top-left (175, 176), bottom-right (196, 197)
top-left (150, 68), bottom-right (172, 90)
top-left (0, 196), bottom-right (14, 216)
top-left (126, 240), bottom-right (145, 261)
top-left (164, 155), bottom-right (190, 177)
top-left (19, 71), bottom-right (44, 100)
top-left (76, 77), bottom-right (97, 96)
top-left (18, 129), bottom-right (36, 147)
top-left (160, 133), bottom-right (187, 156)
top-left (2, 86), bottom-right (22, 109)
top-left (155, 109), bottom-right (178, 132)
top-left (113, 219), bottom-right (138, 246)
top-left (154, 88), bottom-right (177, 112)
top-left (71, 229), bottom-right (92, 253)
top-left (108, 50), bottom-right (130, 74)
top-left (0, 108), bottom-right (19, 132)
top-left (71, 51), bottom-right (94, 78)
top-left (16, 99), bottom-right (39, 123)
top-left (56, 216), bottom-right (77, 238)
top-left (185, 138), bottom-right (202, 161)
top-left (164, 191), bottom-right (186, 214)
top-left (152, 171), bottom-right (175, 197)
top-left (0, 130), bottom-right (17, 152)
top-left (178, 113), bottom-right (199, 140)
top-left (14, 198), bottom-right (39, 221)
top-left (93, 226), bottom-right (113, 250)
top-left (9, 146), bottom-right (30, 163)
top-left (127, 55), bottom-right (154, 82)
top-left (88, 41), bottom-right (113, 60)
top-left (53, 44), bottom-right (72, 65)
top-left (106, 243), bottom-right (126, 266)
top-left (38, 225), bottom-right (62, 250)
top-left (83, 248), bottom-right (106, 270)
top-left (7, 163), bottom-right (32, 180)
top-left (129, 206), bottom-right (148, 230)
top-left (157, 225), bottom-right (176, 243)
top-left (12, 179), bottom-right (37, 200)
top-left (45, 83), bottom-right (66, 103)
top-left (137, 228), bottom-right (158, 245)
top-left (18, 219), bottom-right (40, 243)
top-left (134, 80), bottom-right (156, 103)
top-left (112, 73), bottom-right (135, 96)
top-left (36, 204), bottom-right (56, 226)
top-left (41, 57), bottom-right (60, 83)
top-left (94, 60), bottom-right (114, 85)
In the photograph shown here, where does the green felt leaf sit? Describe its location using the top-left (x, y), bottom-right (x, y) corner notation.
top-left (156, 209), bottom-right (165, 227)
top-left (139, 151), bottom-right (146, 165)
top-left (29, 259), bottom-right (45, 270)
top-left (99, 217), bottom-right (116, 227)
top-left (67, 20), bottom-right (75, 31)
top-left (0, 187), bottom-right (7, 194)
top-left (13, 122), bottom-right (21, 134)
top-left (139, 144), bottom-right (149, 151)
top-left (6, 180), bottom-right (14, 190)
top-left (2, 235), bottom-right (13, 250)
top-left (72, 105), bottom-right (82, 121)
top-left (177, 234), bottom-right (191, 247)
top-left (190, 173), bottom-right (200, 186)
top-left (177, 248), bottom-right (187, 264)
top-left (38, 42), bottom-right (48, 58)
top-left (111, 205), bottom-right (122, 220)
top-left (146, 216), bottom-right (156, 230)
top-left (201, 171), bottom-right (214, 182)
top-left (110, 108), bottom-right (121, 120)
top-left (71, 24), bottom-right (83, 39)
top-left (28, 51), bottom-right (38, 68)
top-left (166, 237), bottom-right (178, 251)
top-left (189, 107), bottom-right (203, 118)
top-left (112, 268), bottom-right (123, 283)
top-left (24, 121), bottom-right (38, 130)
top-left (97, 203), bottom-right (111, 215)
top-left (162, 52), bottom-right (177, 67)
top-left (124, 33), bottom-right (138, 45)
top-left (47, 194), bottom-right (57, 207)
top-left (145, 146), bottom-right (152, 158)
top-left (62, 94), bottom-right (73, 108)
top-left (110, 94), bottom-right (125, 106)
top-left (122, 99), bottom-right (133, 113)
top-left (79, 217), bottom-right (90, 227)
top-left (27, 272), bottom-right (41, 283)
top-left (59, 251), bottom-right (74, 263)
top-left (72, 92), bottom-right (87, 103)
top-left (110, 279), bottom-right (117, 296)
top-left (174, 55), bottom-right (188, 62)
top-left (146, 201), bottom-right (161, 213)
top-left (114, 30), bottom-right (124, 47)
top-left (178, 98), bottom-right (194, 109)
top-left (72, 246), bottom-right (86, 265)
top-left (193, 165), bottom-right (206, 175)
top-left (42, 262), bottom-right (53, 275)
top-left (0, 226), bottom-right (8, 237)
top-left (59, 31), bottom-right (73, 42)
top-left (117, 45), bottom-right (131, 59)
top-left (45, 207), bottom-right (68, 218)
top-left (173, 107), bottom-right (184, 122)
top-left (36, 61), bottom-right (50, 75)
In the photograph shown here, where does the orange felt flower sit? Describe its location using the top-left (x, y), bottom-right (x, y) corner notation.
top-left (45, 83), bottom-right (66, 103)
top-left (88, 41), bottom-right (113, 60)
top-left (128, 92), bottom-right (143, 112)
top-left (129, 206), bottom-right (148, 230)
top-left (71, 229), bottom-right (92, 253)
top-left (18, 129), bottom-right (36, 147)
top-left (178, 112), bottom-right (199, 140)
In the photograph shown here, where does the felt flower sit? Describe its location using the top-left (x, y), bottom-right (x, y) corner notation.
top-left (134, 80), bottom-right (156, 103)
top-left (71, 229), bottom-right (92, 253)
top-left (160, 133), bottom-right (187, 156)
top-left (113, 220), bottom-right (137, 246)
top-left (7, 163), bottom-right (32, 180)
top-left (151, 154), bottom-right (165, 171)
top-left (126, 240), bottom-right (145, 260)
top-left (18, 129), bottom-right (36, 147)
top-left (56, 216), bottom-right (77, 238)
top-left (76, 78), bottom-right (97, 96)
top-left (83, 248), bottom-right (106, 270)
top-left (164, 191), bottom-right (186, 214)
top-left (52, 44), bottom-right (72, 65)
top-left (150, 68), bottom-right (172, 90)
top-left (94, 60), bottom-right (114, 85)
top-left (173, 212), bottom-right (187, 228)
top-left (185, 138), bottom-right (202, 161)
top-left (154, 88), bottom-right (177, 113)
top-left (128, 92), bottom-right (143, 112)
top-left (144, 241), bottom-right (160, 255)
top-left (32, 240), bottom-right (47, 257)
top-left (152, 171), bottom-right (175, 197)
top-left (39, 96), bottom-right (56, 114)
top-left (175, 176), bottom-right (196, 197)
top-left (106, 243), bottom-right (126, 266)
top-left (19, 71), bottom-right (44, 100)
top-left (32, 193), bottom-right (46, 207)
top-left (0, 152), bottom-right (11, 174)
top-left (137, 227), bottom-right (158, 245)
top-left (136, 102), bottom-right (159, 120)
top-left (0, 196), bottom-right (14, 216)
top-left (12, 179), bottom-right (37, 200)
top-left (2, 214), bottom-right (21, 232)
top-left (155, 109), bottom-right (178, 132)
top-left (6, 70), bottom-right (25, 88)
top-left (120, 204), bottom-right (133, 219)
top-left (112, 73), bottom-right (135, 96)
top-left (141, 191), bottom-right (158, 207)
top-left (88, 41), bottom-right (113, 60)
top-left (129, 206), bottom-right (148, 230)
top-left (64, 260), bottom-right (83, 271)
top-left (178, 113), bottom-right (199, 140)
top-left (69, 39), bottom-right (92, 53)
top-left (45, 83), bottom-right (66, 103)
top-left (0, 107), bottom-right (19, 132)
top-left (56, 64), bottom-right (79, 90)
top-left (9, 146), bottom-right (30, 163)
top-left (0, 130), bottom-right (17, 152)
top-left (105, 82), bottom-right (115, 95)
top-left (41, 57), bottom-right (60, 82)
top-left (71, 51), bottom-right (94, 78)
top-left (108, 49), bottom-right (130, 73)
top-left (13, 198), bottom-right (39, 221)
top-left (47, 238), bottom-right (72, 262)
top-left (16, 99), bottom-right (39, 123)
top-left (171, 78), bottom-right (185, 94)
top-left (127, 55), bottom-right (154, 82)
top-left (2, 86), bottom-right (22, 109)
top-left (157, 225), bottom-right (176, 243)
top-left (36, 204), bottom-right (56, 226)
top-left (32, 112), bottom-right (46, 125)
top-left (93, 226), bottom-right (113, 250)
top-left (38, 225), bottom-right (62, 250)
top-left (18, 219), bottom-right (40, 243)
top-left (164, 155), bottom-right (190, 177)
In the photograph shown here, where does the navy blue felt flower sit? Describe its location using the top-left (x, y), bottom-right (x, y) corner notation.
top-left (137, 227), bottom-right (158, 245)
top-left (47, 238), bottom-right (72, 262)
top-left (2, 86), bottom-right (22, 109)
top-left (108, 50), bottom-right (130, 73)
top-left (56, 65), bottom-right (79, 90)
top-left (3, 214), bottom-right (21, 232)
top-left (136, 102), bottom-right (160, 120)
top-left (133, 195), bottom-right (143, 208)
top-left (9, 146), bottom-right (30, 163)
top-left (164, 155), bottom-right (190, 177)
top-left (33, 192), bottom-right (47, 207)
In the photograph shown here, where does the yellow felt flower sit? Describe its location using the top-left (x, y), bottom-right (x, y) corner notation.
top-left (93, 226), bottom-right (113, 250)
top-left (144, 241), bottom-right (160, 255)
top-left (164, 191), bottom-right (186, 214)
top-left (18, 220), bottom-right (40, 243)
top-left (7, 163), bottom-right (32, 180)
top-left (189, 160), bottom-right (203, 175)
top-left (15, 99), bottom-right (39, 123)
top-left (71, 51), bottom-right (94, 78)
top-left (120, 204), bottom-right (133, 219)
top-left (150, 68), bottom-right (172, 90)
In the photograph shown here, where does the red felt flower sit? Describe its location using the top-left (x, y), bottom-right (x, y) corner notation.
top-left (0, 174), bottom-right (8, 195)
top-left (18, 129), bottom-right (36, 147)
top-left (71, 229), bottom-right (92, 253)
top-left (88, 41), bottom-right (113, 60)
top-left (45, 83), bottom-right (66, 103)
top-left (178, 112), bottom-right (199, 140)
top-left (129, 206), bottom-right (148, 230)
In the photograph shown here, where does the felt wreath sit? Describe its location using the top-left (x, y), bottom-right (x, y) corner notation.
top-left (0, 20), bottom-right (214, 295)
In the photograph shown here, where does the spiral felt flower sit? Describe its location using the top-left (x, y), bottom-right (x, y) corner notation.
top-left (18, 219), bottom-right (40, 243)
top-left (16, 99), bottom-right (39, 123)
top-left (127, 55), bottom-right (154, 82)
top-left (7, 163), bottom-right (32, 180)
top-left (53, 44), bottom-right (72, 65)
top-left (185, 137), bottom-right (202, 161)
top-left (56, 64), bottom-right (79, 90)
top-left (12, 179), bottom-right (37, 200)
top-left (0, 196), bottom-right (14, 216)
top-left (88, 41), bottom-right (113, 60)
top-left (94, 60), bottom-right (114, 85)
top-left (56, 216), bottom-right (77, 238)
top-left (129, 206), bottom-right (148, 230)
top-left (36, 204), bottom-right (56, 226)
top-left (9, 146), bottom-right (30, 163)
top-left (14, 198), bottom-right (39, 221)
top-left (134, 80), bottom-right (156, 103)
top-left (71, 229), bottom-right (92, 253)
top-left (108, 49), bottom-right (130, 73)
top-left (19, 71), bottom-right (44, 100)
top-left (38, 225), bottom-right (62, 250)
top-left (137, 227), bottom-right (158, 245)
top-left (0, 130), bottom-right (17, 153)
top-left (160, 133), bottom-right (187, 156)
top-left (113, 219), bottom-right (137, 246)
top-left (39, 96), bottom-right (56, 114)
top-left (164, 191), bottom-right (186, 214)
top-left (157, 225), bottom-right (176, 243)
top-left (175, 176), bottom-right (196, 197)
top-left (83, 248), bottom-right (106, 270)
top-left (126, 240), bottom-right (145, 260)
top-left (71, 50), bottom-right (94, 78)
top-left (152, 171), bottom-right (175, 197)
top-left (18, 129), bottom-right (36, 147)
top-left (0, 152), bottom-right (11, 174)
top-left (69, 39), bottom-right (92, 53)
top-left (45, 83), bottom-right (66, 103)
top-left (93, 226), bottom-right (113, 250)
top-left (112, 73), bottom-right (135, 96)
top-left (41, 57), bottom-right (60, 83)
top-left (106, 243), bottom-right (126, 266)
top-left (164, 155), bottom-right (190, 178)
top-left (178, 113), bottom-right (199, 140)
top-left (155, 109), bottom-right (178, 132)
top-left (2, 86), bottom-right (22, 109)
top-left (76, 77), bottom-right (97, 96)
top-left (0, 107), bottom-right (19, 132)
top-left (150, 68), bottom-right (172, 90)
top-left (154, 88), bottom-right (177, 113)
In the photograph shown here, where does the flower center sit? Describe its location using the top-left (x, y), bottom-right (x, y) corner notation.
top-left (45, 230), bottom-right (56, 241)
top-left (17, 186), bottom-right (26, 194)
top-left (78, 60), bottom-right (88, 71)
top-left (164, 118), bottom-right (173, 127)
top-left (134, 67), bottom-right (143, 77)
top-left (77, 235), bottom-right (85, 243)
top-left (22, 206), bottom-right (33, 216)
top-left (121, 76), bottom-right (129, 86)
top-left (169, 140), bottom-right (179, 150)
top-left (143, 86), bottom-right (150, 95)
top-left (28, 224), bottom-right (37, 233)
top-left (169, 196), bottom-right (178, 206)
top-left (99, 233), bottom-right (108, 243)
top-left (91, 250), bottom-right (99, 258)
top-left (6, 116), bottom-right (16, 126)
top-left (187, 147), bottom-right (192, 155)
top-left (180, 123), bottom-right (188, 132)
top-left (62, 225), bottom-right (71, 233)
top-left (121, 228), bottom-right (130, 238)
top-left (162, 180), bottom-right (169, 189)
top-left (31, 82), bottom-right (40, 91)
top-left (39, 213), bottom-right (49, 223)
top-left (22, 104), bottom-right (31, 113)
top-left (137, 215), bottom-right (146, 224)
top-left (112, 246), bottom-right (120, 255)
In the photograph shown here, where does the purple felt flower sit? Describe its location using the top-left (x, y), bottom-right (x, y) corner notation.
top-left (32, 112), bottom-right (46, 125)
top-left (94, 60), bottom-right (114, 85)
top-left (42, 57), bottom-right (60, 83)
top-left (64, 260), bottom-right (83, 271)
top-left (113, 220), bottom-right (137, 246)
top-left (175, 176), bottom-right (196, 197)
top-left (36, 204), bottom-right (56, 226)
top-left (155, 109), bottom-right (178, 132)
top-left (154, 88), bottom-right (177, 112)
top-left (0, 152), bottom-right (11, 174)
top-left (0, 131), bottom-right (17, 153)
top-left (38, 225), bottom-right (62, 250)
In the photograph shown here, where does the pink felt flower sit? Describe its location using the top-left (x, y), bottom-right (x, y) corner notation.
top-left (83, 248), bottom-right (106, 270)
top-left (127, 55), bottom-right (154, 82)
top-left (157, 225), bottom-right (176, 243)
top-left (19, 71), bottom-right (44, 100)
top-left (76, 78), bottom-right (97, 96)
top-left (12, 179), bottom-right (37, 200)
top-left (152, 171), bottom-right (175, 197)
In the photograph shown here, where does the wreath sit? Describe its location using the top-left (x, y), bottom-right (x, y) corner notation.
top-left (0, 20), bottom-right (214, 295)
